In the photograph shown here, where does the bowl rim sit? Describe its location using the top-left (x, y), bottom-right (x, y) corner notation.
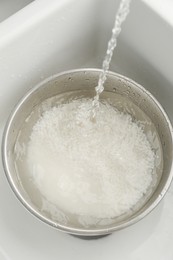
top-left (2, 68), bottom-right (173, 236)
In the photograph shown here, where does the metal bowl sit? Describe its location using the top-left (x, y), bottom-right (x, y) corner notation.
top-left (2, 69), bottom-right (173, 237)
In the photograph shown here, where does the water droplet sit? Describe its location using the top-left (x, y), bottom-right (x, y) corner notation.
top-left (126, 90), bottom-right (130, 95)
top-left (113, 88), bottom-right (116, 92)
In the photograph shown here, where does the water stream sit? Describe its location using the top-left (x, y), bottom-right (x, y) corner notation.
top-left (92, 0), bottom-right (132, 118)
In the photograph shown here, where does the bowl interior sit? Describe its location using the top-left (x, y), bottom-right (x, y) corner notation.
top-left (3, 69), bottom-right (173, 236)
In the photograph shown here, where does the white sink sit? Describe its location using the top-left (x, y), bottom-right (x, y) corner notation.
top-left (0, 0), bottom-right (173, 259)
top-left (0, 0), bottom-right (34, 23)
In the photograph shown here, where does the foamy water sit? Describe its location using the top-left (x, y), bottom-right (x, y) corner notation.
top-left (27, 99), bottom-right (155, 220)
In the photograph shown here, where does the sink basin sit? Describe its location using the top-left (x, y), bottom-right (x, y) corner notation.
top-left (0, 0), bottom-right (34, 23)
top-left (0, 0), bottom-right (173, 259)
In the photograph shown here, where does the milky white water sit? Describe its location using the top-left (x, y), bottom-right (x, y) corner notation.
top-left (92, 0), bottom-right (131, 117)
top-left (26, 98), bottom-right (156, 221)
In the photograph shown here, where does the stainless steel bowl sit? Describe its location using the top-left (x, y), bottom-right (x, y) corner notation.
top-left (2, 69), bottom-right (173, 237)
